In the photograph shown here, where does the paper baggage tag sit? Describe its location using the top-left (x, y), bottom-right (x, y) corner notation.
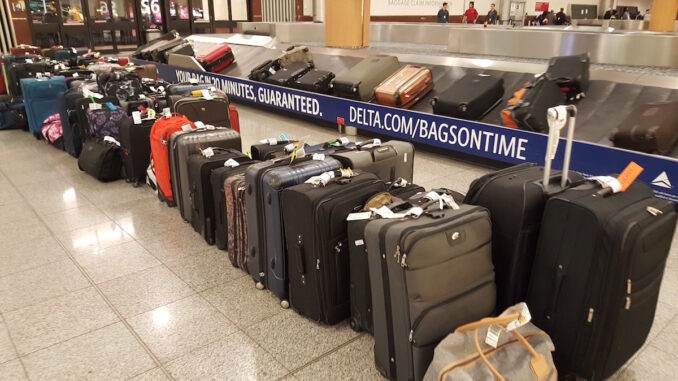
top-left (201, 147), bottom-right (214, 158)
top-left (312, 153), bottom-right (325, 161)
top-left (201, 90), bottom-right (213, 100)
top-left (485, 324), bottom-right (502, 348)
top-left (132, 111), bottom-right (142, 125)
top-left (147, 109), bottom-right (156, 119)
top-left (305, 171), bottom-right (335, 186)
top-left (503, 302), bottom-right (532, 331)
top-left (268, 67), bottom-right (276, 75)
top-left (617, 162), bottom-right (643, 192)
top-left (36, 72), bottom-right (42, 79)
top-left (103, 136), bottom-right (121, 146)
top-left (158, 86), bottom-right (165, 93)
top-left (189, 78), bottom-right (199, 84)
top-left (589, 176), bottom-right (622, 194)
top-left (71, 47), bottom-right (77, 54)
top-left (88, 91), bottom-right (104, 99)
top-left (89, 103), bottom-right (102, 110)
top-left (284, 143), bottom-right (295, 153)
top-left (139, 94), bottom-right (146, 99)
top-left (72, 72), bottom-right (79, 78)
top-left (355, 239), bottom-right (365, 246)
top-left (346, 212), bottom-right (373, 221)
top-left (26, 58), bottom-right (33, 63)
top-left (163, 108), bottom-right (171, 118)
top-left (371, 206), bottom-right (423, 219)
top-left (194, 121), bottom-right (206, 129)
top-left (206, 124), bottom-right (216, 130)
top-left (224, 159), bottom-right (240, 167)
top-left (268, 138), bottom-right (277, 145)
top-left (181, 124), bottom-right (193, 131)
top-left (149, 86), bottom-right (157, 92)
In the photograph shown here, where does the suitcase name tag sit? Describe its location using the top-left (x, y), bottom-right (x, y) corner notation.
top-left (346, 211), bottom-right (372, 221)
top-left (371, 205), bottom-right (423, 219)
top-left (132, 111), bottom-right (142, 125)
top-left (224, 158), bottom-right (240, 167)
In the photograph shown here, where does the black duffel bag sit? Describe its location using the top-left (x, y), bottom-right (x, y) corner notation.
top-left (78, 137), bottom-right (123, 182)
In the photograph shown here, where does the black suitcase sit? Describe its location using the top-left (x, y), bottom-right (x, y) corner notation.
top-left (432, 73), bottom-right (504, 120)
top-left (7, 62), bottom-right (52, 99)
top-left (74, 96), bottom-right (120, 142)
top-left (265, 62), bottom-right (314, 87)
top-left (291, 69), bottom-right (335, 94)
top-left (172, 96), bottom-right (232, 128)
top-left (165, 82), bottom-right (214, 96)
top-left (250, 139), bottom-right (297, 161)
top-left (248, 59), bottom-right (280, 82)
top-left (119, 116), bottom-right (154, 186)
top-left (161, 41), bottom-right (195, 63)
top-left (610, 101), bottom-right (678, 155)
top-left (211, 158), bottom-right (259, 251)
top-left (503, 75), bottom-right (565, 133)
top-left (330, 139), bottom-right (414, 183)
top-left (545, 53), bottom-right (590, 100)
top-left (527, 181), bottom-right (677, 380)
top-left (187, 148), bottom-right (249, 245)
top-left (56, 89), bottom-right (85, 157)
top-left (133, 30), bottom-right (180, 59)
top-left (151, 39), bottom-right (192, 63)
top-left (78, 138), bottom-right (123, 182)
top-left (282, 171), bottom-right (387, 324)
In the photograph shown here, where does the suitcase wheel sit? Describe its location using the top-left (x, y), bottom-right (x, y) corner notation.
top-left (255, 281), bottom-right (264, 290)
top-left (280, 300), bottom-right (290, 309)
top-left (349, 318), bottom-right (361, 332)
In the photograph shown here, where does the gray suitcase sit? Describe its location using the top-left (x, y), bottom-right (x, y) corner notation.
top-left (332, 55), bottom-right (401, 101)
top-left (168, 127), bottom-right (242, 221)
top-left (245, 156), bottom-right (342, 305)
top-left (331, 140), bottom-right (414, 183)
top-left (366, 202), bottom-right (496, 381)
top-left (171, 96), bottom-right (232, 128)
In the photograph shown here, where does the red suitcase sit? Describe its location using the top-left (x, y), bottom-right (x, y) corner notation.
top-left (228, 104), bottom-right (240, 133)
top-left (10, 45), bottom-right (42, 56)
top-left (197, 44), bottom-right (235, 73)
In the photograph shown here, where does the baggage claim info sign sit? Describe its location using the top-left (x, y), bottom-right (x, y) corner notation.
top-left (144, 60), bottom-right (678, 202)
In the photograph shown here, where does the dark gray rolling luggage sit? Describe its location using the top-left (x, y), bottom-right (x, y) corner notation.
top-left (431, 74), bottom-right (504, 120)
top-left (331, 139), bottom-right (414, 183)
top-left (225, 174), bottom-right (249, 270)
top-left (332, 55), bottom-right (401, 101)
top-left (119, 116), bottom-right (154, 186)
top-left (172, 96), bottom-right (233, 128)
top-left (366, 198), bottom-right (496, 381)
top-left (610, 101), bottom-right (678, 155)
top-left (250, 139), bottom-right (297, 161)
top-left (282, 171), bottom-right (387, 324)
top-left (291, 69), bottom-right (335, 94)
top-left (248, 59), bottom-right (280, 82)
top-left (545, 53), bottom-right (590, 100)
top-left (264, 62), bottom-right (314, 87)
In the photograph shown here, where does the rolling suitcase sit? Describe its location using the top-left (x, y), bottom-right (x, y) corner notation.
top-left (197, 44), bottom-right (235, 73)
top-left (78, 138), bottom-right (123, 182)
top-left (172, 96), bottom-right (233, 128)
top-left (291, 69), bottom-right (334, 94)
top-left (151, 38), bottom-right (192, 63)
top-left (246, 156), bottom-right (342, 304)
top-left (265, 62), bottom-right (314, 87)
top-left (375, 64), bottom-right (434, 109)
top-left (169, 127), bottom-right (242, 219)
top-left (0, 101), bottom-right (27, 130)
top-left (464, 105), bottom-right (584, 313)
top-left (332, 55), bottom-right (401, 101)
top-left (10, 45), bottom-right (42, 56)
top-left (21, 76), bottom-right (68, 136)
top-left (283, 171), bottom-right (387, 324)
top-left (56, 89), bottom-right (86, 157)
top-left (248, 59), bottom-right (280, 82)
top-left (501, 76), bottom-right (565, 132)
top-left (133, 30), bottom-right (180, 59)
top-left (165, 82), bottom-right (215, 97)
top-left (330, 139), bottom-right (414, 183)
top-left (279, 45), bottom-right (313, 68)
top-left (133, 64), bottom-right (158, 80)
top-left (432, 73), bottom-right (504, 120)
top-left (250, 139), bottom-right (297, 161)
top-left (187, 148), bottom-right (249, 244)
top-left (7, 62), bottom-right (52, 99)
top-left (119, 115), bottom-right (154, 186)
top-left (545, 53), bottom-right (590, 100)
top-left (366, 196), bottom-right (496, 381)
top-left (527, 173), bottom-right (677, 378)
top-left (162, 41), bottom-right (195, 64)
top-left (610, 101), bottom-right (678, 155)
top-left (211, 157), bottom-right (258, 251)
top-left (225, 174), bottom-right (250, 270)
top-left (85, 105), bottom-right (128, 139)
top-left (74, 96), bottom-right (120, 142)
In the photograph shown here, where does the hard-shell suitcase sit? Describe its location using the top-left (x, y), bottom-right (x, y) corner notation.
top-left (610, 101), bottom-right (678, 155)
top-left (78, 138), bottom-right (123, 182)
top-left (332, 55), bottom-right (401, 101)
top-left (246, 156), bottom-right (342, 304)
top-left (10, 45), bottom-right (42, 56)
top-left (85, 106), bottom-right (127, 139)
top-left (119, 116), bottom-right (154, 186)
top-left (197, 44), bottom-right (235, 73)
top-left (367, 199), bottom-right (496, 381)
top-left (432, 73), bottom-right (504, 120)
top-left (330, 139), bottom-right (414, 183)
top-left (21, 76), bottom-right (68, 135)
top-left (211, 158), bottom-right (258, 251)
top-left (248, 59), bottom-right (280, 82)
top-left (187, 148), bottom-right (249, 244)
top-left (225, 174), bottom-right (249, 270)
top-left (545, 53), bottom-right (590, 100)
top-left (527, 178), bottom-right (677, 380)
top-left (375, 64), bottom-right (434, 109)
top-left (501, 76), bottom-right (565, 132)
top-left (169, 127), bottom-right (242, 219)
top-left (283, 171), bottom-right (387, 324)
top-left (279, 45), bottom-right (313, 68)
top-left (265, 62), bottom-right (314, 87)
top-left (291, 69), bottom-right (334, 94)
top-left (464, 105), bottom-right (583, 312)
top-left (250, 139), bottom-right (297, 161)
top-left (172, 96), bottom-right (233, 128)
top-left (7, 62), bottom-right (52, 99)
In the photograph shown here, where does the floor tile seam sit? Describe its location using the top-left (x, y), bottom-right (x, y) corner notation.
top-left (279, 333), bottom-right (366, 379)
top-left (123, 291), bottom-right (199, 322)
top-left (0, 257), bottom-right (74, 282)
top-left (0, 311), bottom-right (31, 381)
top-left (14, 320), bottom-right (121, 359)
top-left (0, 168), bottom-right (177, 381)
top-left (0, 283), bottom-right (93, 315)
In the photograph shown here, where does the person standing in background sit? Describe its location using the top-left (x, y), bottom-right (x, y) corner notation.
top-left (437, 2), bottom-right (450, 23)
top-left (486, 3), bottom-right (499, 24)
top-left (462, 1), bottom-right (479, 23)
top-left (547, 10), bottom-right (556, 25)
top-left (555, 8), bottom-right (567, 24)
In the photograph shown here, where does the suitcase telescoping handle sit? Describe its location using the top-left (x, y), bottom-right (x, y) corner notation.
top-left (543, 105), bottom-right (576, 190)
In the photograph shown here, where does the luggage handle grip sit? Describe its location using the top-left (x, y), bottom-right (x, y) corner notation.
top-left (294, 234), bottom-right (306, 276)
top-left (356, 139), bottom-right (381, 150)
top-left (543, 105), bottom-right (576, 191)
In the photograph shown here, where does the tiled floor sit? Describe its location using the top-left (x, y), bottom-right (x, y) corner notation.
top-left (0, 103), bottom-right (676, 380)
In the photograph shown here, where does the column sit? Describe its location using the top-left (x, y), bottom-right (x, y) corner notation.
top-left (649, 0), bottom-right (678, 32)
top-left (325, 0), bottom-right (370, 48)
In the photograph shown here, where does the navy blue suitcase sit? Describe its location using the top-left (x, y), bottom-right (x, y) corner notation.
top-left (21, 76), bottom-right (68, 135)
top-left (245, 156), bottom-right (342, 305)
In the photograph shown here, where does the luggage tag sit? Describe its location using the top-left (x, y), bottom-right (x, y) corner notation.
top-left (279, 133), bottom-right (288, 142)
top-left (485, 302), bottom-right (532, 348)
top-left (346, 212), bottom-right (372, 221)
top-left (25, 58), bottom-right (33, 63)
top-left (371, 206), bottom-right (423, 219)
top-left (72, 72), bottom-right (79, 78)
top-left (89, 103), bottom-right (102, 110)
top-left (132, 111), bottom-right (142, 125)
top-left (181, 124), bottom-right (193, 131)
top-left (36, 72), bottom-right (43, 79)
top-left (163, 108), bottom-right (172, 118)
top-left (105, 102), bottom-right (117, 111)
top-left (424, 192), bottom-right (460, 210)
top-left (268, 138), bottom-right (277, 145)
top-left (201, 90), bottom-right (213, 100)
top-left (103, 136), bottom-right (121, 146)
top-left (224, 158), bottom-right (240, 167)
top-left (147, 109), bottom-right (156, 120)
top-left (312, 153), bottom-right (325, 161)
top-left (194, 121), bottom-right (206, 129)
top-left (201, 147), bottom-right (215, 158)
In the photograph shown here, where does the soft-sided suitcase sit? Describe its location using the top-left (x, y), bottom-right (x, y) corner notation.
top-left (119, 116), bottom-right (154, 186)
top-left (165, 82), bottom-right (215, 97)
top-left (21, 76), bottom-right (68, 135)
top-left (367, 197), bottom-right (496, 381)
top-left (99, 71), bottom-right (143, 102)
top-left (610, 101), bottom-right (678, 155)
top-left (150, 114), bottom-right (196, 205)
top-left (7, 62), bottom-right (52, 99)
top-left (211, 158), bottom-right (258, 251)
top-left (501, 76), bottom-right (565, 132)
top-left (464, 105), bottom-right (584, 312)
top-left (0, 57), bottom-right (6, 95)
top-left (375, 64), bottom-right (434, 109)
top-left (86, 106), bottom-right (127, 139)
top-left (197, 44), bottom-right (235, 73)
top-left (10, 45), bottom-right (42, 56)
top-left (265, 62), bottom-right (314, 87)
top-left (332, 55), bottom-right (401, 102)
top-left (291, 69), bottom-right (334, 94)
top-left (172, 96), bottom-right (233, 128)
top-left (78, 138), bottom-right (123, 182)
top-left (248, 59), bottom-right (280, 82)
top-left (545, 53), bottom-right (590, 100)
top-left (432, 73), bottom-right (504, 120)
top-left (56, 89), bottom-right (85, 157)
top-left (330, 139), bottom-right (414, 183)
top-left (75, 96), bottom-right (120, 142)
top-left (187, 148), bottom-right (249, 244)
top-left (133, 64), bottom-right (158, 80)
top-left (246, 156), bottom-right (342, 304)
top-left (279, 45), bottom-right (313, 68)
top-left (133, 30), bottom-right (180, 59)
top-left (169, 127), bottom-right (242, 219)
top-left (250, 139), bottom-right (297, 161)
top-left (151, 38), bottom-right (192, 63)
top-left (0, 101), bottom-right (27, 130)
top-left (163, 42), bottom-right (195, 64)
top-left (225, 174), bottom-right (249, 270)
top-left (527, 178), bottom-right (677, 380)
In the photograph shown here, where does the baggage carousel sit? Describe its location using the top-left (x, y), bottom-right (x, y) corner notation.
top-left (134, 34), bottom-right (678, 202)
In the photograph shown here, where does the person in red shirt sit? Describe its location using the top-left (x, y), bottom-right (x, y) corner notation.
top-left (463, 1), bottom-right (479, 23)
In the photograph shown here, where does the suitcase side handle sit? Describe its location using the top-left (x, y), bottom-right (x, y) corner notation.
top-left (544, 105), bottom-right (576, 190)
top-left (294, 233), bottom-right (306, 278)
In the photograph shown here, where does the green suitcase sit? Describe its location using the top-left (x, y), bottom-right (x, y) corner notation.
top-left (332, 55), bottom-right (400, 102)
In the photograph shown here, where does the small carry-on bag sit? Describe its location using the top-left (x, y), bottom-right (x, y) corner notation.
top-left (246, 155), bottom-right (342, 305)
top-left (85, 105), bottom-right (127, 139)
top-left (279, 45), bottom-right (313, 68)
top-left (250, 139), bottom-right (297, 161)
top-left (98, 71), bottom-right (143, 102)
top-left (75, 95), bottom-right (119, 140)
top-left (366, 194), bottom-right (496, 381)
top-left (8, 62), bottom-right (52, 99)
top-left (21, 76), bottom-right (68, 136)
top-left (501, 76), bottom-right (564, 132)
top-left (172, 95), bottom-right (234, 128)
top-left (375, 64), bottom-right (434, 109)
top-left (248, 59), bottom-right (280, 82)
top-left (225, 174), bottom-right (250, 270)
top-left (150, 114), bottom-right (196, 205)
top-left (424, 304), bottom-right (557, 381)
top-left (187, 148), bottom-right (249, 245)
top-left (265, 62), bottom-right (314, 87)
top-left (10, 45), bottom-right (42, 56)
top-left (119, 115), bottom-right (155, 186)
top-left (197, 44), bottom-right (235, 73)
top-left (41, 114), bottom-right (64, 149)
top-left (332, 55), bottom-right (401, 102)
top-left (432, 73), bottom-right (504, 120)
top-left (0, 101), bottom-right (27, 130)
top-left (330, 139), bottom-right (415, 183)
top-left (282, 171), bottom-right (387, 324)
top-left (610, 100), bottom-right (678, 155)
top-left (78, 137), bottom-right (123, 182)
top-left (464, 105), bottom-right (584, 312)
top-left (545, 53), bottom-right (590, 100)
top-left (165, 82), bottom-right (215, 97)
top-left (133, 30), bottom-right (180, 59)
top-left (291, 69), bottom-right (335, 94)
top-left (161, 41), bottom-right (195, 64)
top-left (526, 114), bottom-right (678, 381)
